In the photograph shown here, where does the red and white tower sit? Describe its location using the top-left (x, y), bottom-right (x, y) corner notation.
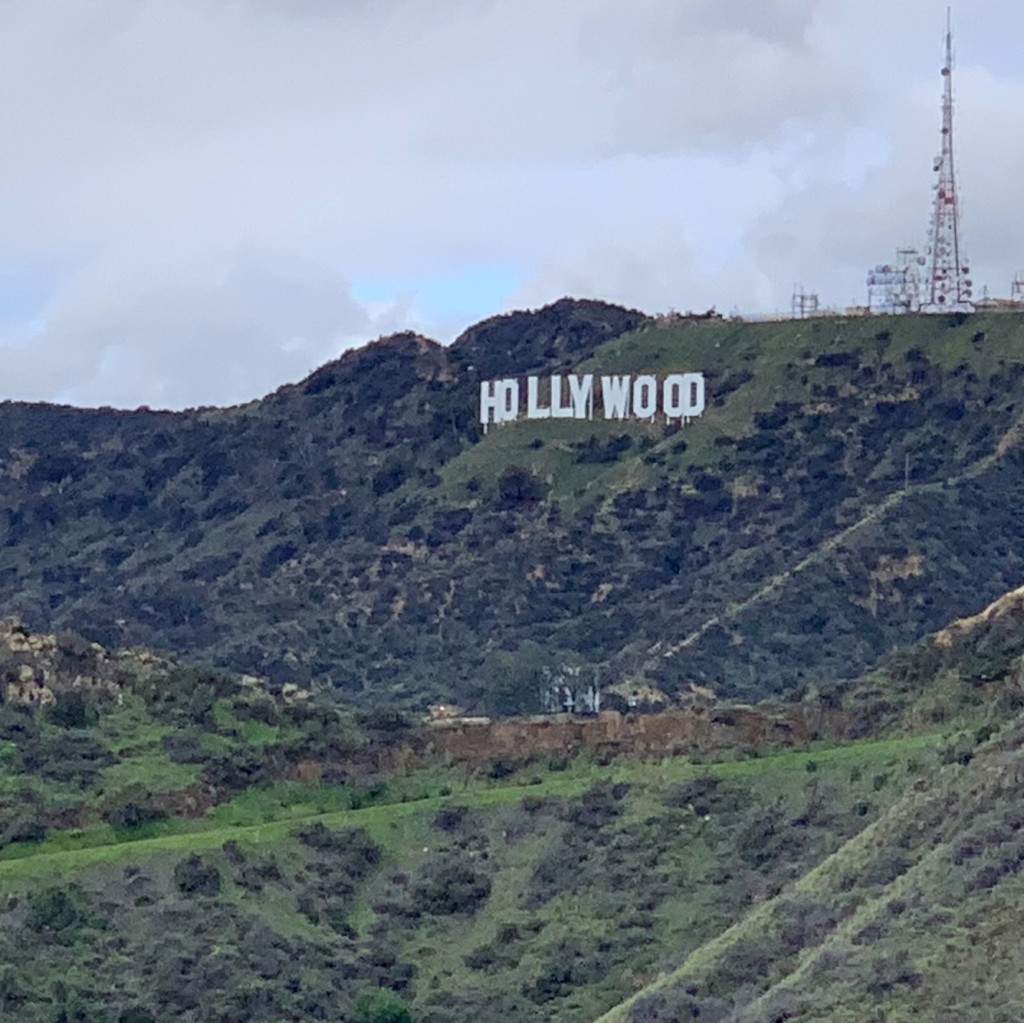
top-left (923, 10), bottom-right (973, 311)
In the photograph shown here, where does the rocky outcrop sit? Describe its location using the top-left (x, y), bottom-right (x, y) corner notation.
top-left (0, 619), bottom-right (171, 707)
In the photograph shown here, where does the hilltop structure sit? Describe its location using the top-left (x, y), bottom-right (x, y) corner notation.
top-left (867, 12), bottom-right (984, 314)
top-left (921, 10), bottom-right (972, 311)
top-left (867, 248), bottom-right (923, 315)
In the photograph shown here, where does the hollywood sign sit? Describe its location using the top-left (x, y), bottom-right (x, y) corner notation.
top-left (479, 373), bottom-right (706, 428)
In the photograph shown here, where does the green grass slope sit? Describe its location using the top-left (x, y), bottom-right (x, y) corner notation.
top-left (592, 713), bottom-right (1024, 1023)
top-left (1, 582), bottom-right (1023, 1022)
top-left (0, 729), bottom-right (941, 1023)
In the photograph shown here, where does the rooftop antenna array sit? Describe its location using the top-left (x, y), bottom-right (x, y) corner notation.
top-left (867, 248), bottom-right (923, 314)
top-left (922, 9), bottom-right (973, 311)
top-left (791, 284), bottom-right (820, 319)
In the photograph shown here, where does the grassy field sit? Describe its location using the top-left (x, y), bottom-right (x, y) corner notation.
top-left (0, 730), bottom-right (941, 883)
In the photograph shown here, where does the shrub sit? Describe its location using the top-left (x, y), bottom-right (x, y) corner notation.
top-left (103, 797), bottom-right (168, 831)
top-left (497, 465), bottom-right (547, 507)
top-left (46, 691), bottom-right (98, 729)
top-left (258, 542), bottom-right (298, 577)
top-left (574, 434), bottom-right (633, 464)
top-left (631, 989), bottom-right (729, 1023)
top-left (357, 708), bottom-right (414, 743)
top-left (118, 1010), bottom-right (157, 1023)
top-left (563, 782), bottom-right (626, 830)
top-left (488, 758), bottom-right (517, 780)
top-left (432, 806), bottom-right (467, 833)
top-left (173, 854), bottom-right (221, 896)
top-left (292, 824), bottom-right (382, 880)
top-left (411, 854), bottom-right (491, 916)
top-left (663, 776), bottom-right (748, 816)
top-left (354, 988), bottom-right (412, 1023)
top-left (26, 885), bottom-right (93, 944)
top-left (0, 812), bottom-right (45, 846)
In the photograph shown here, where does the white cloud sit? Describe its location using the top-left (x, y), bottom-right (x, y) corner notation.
top-left (0, 0), bottom-right (1020, 406)
top-left (2, 247), bottom-right (375, 409)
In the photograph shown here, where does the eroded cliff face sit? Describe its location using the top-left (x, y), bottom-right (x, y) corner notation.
top-left (419, 702), bottom-right (856, 769)
top-left (0, 620), bottom-right (857, 783)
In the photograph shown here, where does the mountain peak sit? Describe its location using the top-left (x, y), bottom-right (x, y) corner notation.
top-left (450, 297), bottom-right (647, 379)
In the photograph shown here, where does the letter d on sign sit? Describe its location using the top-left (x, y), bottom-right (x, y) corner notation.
top-left (663, 373), bottom-right (706, 419)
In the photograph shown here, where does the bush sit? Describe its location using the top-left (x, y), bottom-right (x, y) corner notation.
top-left (497, 465), bottom-right (547, 507)
top-left (411, 854), bottom-right (491, 916)
top-left (202, 750), bottom-right (268, 791)
top-left (355, 988), bottom-right (412, 1023)
top-left (26, 885), bottom-right (93, 944)
top-left (118, 1010), bottom-right (157, 1023)
top-left (292, 824), bottom-right (382, 880)
top-left (574, 434), bottom-right (633, 464)
top-left (46, 691), bottom-right (98, 729)
top-left (563, 782), bottom-right (626, 830)
top-left (102, 797), bottom-right (168, 831)
top-left (631, 989), bottom-right (729, 1023)
top-left (1, 814), bottom-right (45, 847)
top-left (523, 938), bottom-right (606, 1005)
top-left (432, 806), bottom-right (467, 833)
top-left (357, 708), bottom-right (414, 744)
top-left (173, 854), bottom-right (222, 896)
top-left (488, 758), bottom-right (517, 780)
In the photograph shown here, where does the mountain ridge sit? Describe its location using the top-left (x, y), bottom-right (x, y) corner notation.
top-left (2, 301), bottom-right (1024, 712)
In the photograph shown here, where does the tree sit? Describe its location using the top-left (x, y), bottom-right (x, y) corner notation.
top-left (482, 641), bottom-right (547, 717)
top-left (46, 691), bottom-right (97, 730)
top-left (354, 988), bottom-right (412, 1023)
top-left (496, 465), bottom-right (547, 508)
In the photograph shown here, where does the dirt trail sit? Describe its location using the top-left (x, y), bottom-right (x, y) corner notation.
top-left (657, 411), bottom-right (1024, 660)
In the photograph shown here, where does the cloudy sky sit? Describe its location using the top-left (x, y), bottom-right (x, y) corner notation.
top-left (0, 0), bottom-right (1021, 408)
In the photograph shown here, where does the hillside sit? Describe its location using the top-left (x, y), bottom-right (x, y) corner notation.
top-left (591, 723), bottom-right (1024, 1023)
top-left (2, 301), bottom-right (1024, 709)
top-left (596, 717), bottom-right (1024, 1023)
top-left (0, 579), bottom-right (1020, 1023)
top-left (0, 734), bottom-right (941, 1023)
top-left (585, 581), bottom-right (1024, 1022)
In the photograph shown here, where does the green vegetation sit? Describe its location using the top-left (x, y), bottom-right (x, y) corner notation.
top-left (2, 302), bottom-right (1024, 710)
top-left (596, 712), bottom-right (1024, 1023)
top-left (3, 301), bottom-right (1024, 1020)
top-left (0, 723), bottom-right (943, 1022)
top-left (0, 569), bottom-right (1021, 1020)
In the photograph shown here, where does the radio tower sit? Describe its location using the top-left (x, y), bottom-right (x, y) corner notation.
top-left (923, 10), bottom-right (973, 311)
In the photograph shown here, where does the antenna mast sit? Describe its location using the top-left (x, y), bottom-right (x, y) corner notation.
top-left (791, 284), bottom-right (819, 319)
top-left (923, 9), bottom-right (972, 311)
